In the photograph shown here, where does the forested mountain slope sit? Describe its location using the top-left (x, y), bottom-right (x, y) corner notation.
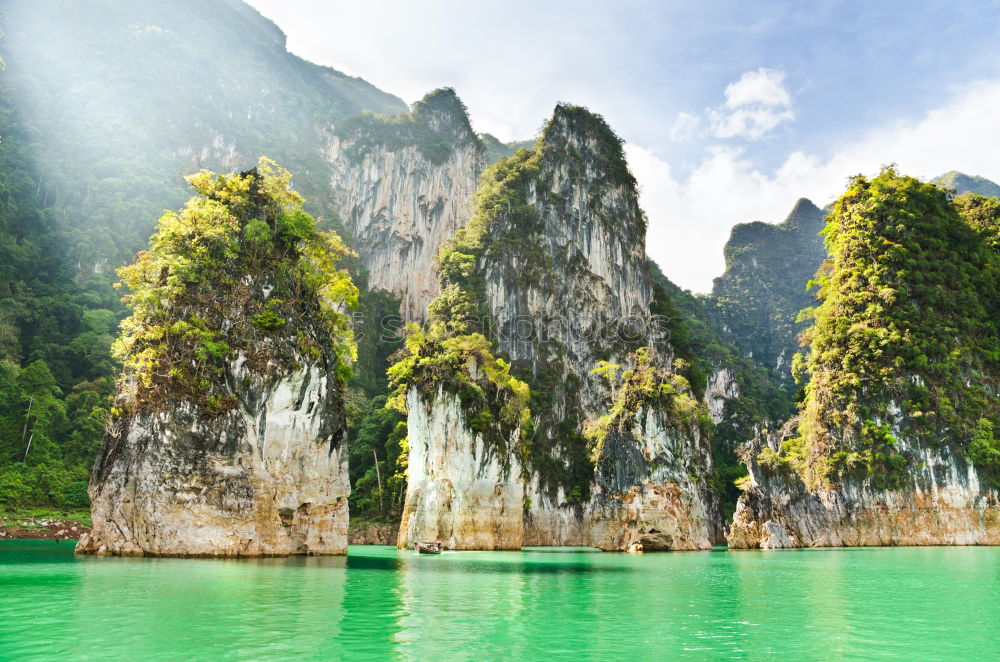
top-left (933, 171), bottom-right (1000, 199)
top-left (0, 0), bottom-right (406, 270)
top-left (711, 199), bottom-right (826, 389)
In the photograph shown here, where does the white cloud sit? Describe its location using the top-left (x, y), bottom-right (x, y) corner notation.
top-left (723, 68), bottom-right (792, 109)
top-left (672, 68), bottom-right (796, 142)
top-left (708, 105), bottom-right (795, 140)
top-left (708, 68), bottom-right (795, 140)
top-left (630, 79), bottom-right (1000, 293)
top-left (669, 112), bottom-right (701, 141)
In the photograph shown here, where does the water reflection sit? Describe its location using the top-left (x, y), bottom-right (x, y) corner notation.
top-left (2, 542), bottom-right (1000, 660)
top-left (70, 552), bottom-right (349, 659)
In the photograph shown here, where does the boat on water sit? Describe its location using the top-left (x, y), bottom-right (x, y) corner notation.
top-left (416, 541), bottom-right (443, 554)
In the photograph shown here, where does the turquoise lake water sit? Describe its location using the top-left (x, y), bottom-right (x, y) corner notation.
top-left (1, 541), bottom-right (997, 660)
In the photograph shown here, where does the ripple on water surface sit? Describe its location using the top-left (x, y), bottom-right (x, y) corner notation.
top-left (1, 541), bottom-right (998, 660)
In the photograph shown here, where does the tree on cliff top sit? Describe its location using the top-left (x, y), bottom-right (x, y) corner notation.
top-left (112, 158), bottom-right (358, 417)
top-left (788, 167), bottom-right (1000, 488)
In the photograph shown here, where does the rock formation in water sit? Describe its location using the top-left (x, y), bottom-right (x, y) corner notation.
top-left (76, 161), bottom-right (358, 557)
top-left (391, 105), bottom-right (718, 551)
top-left (728, 169), bottom-right (1000, 548)
top-left (328, 88), bottom-right (526, 321)
top-left (711, 198), bottom-right (826, 388)
top-left (729, 418), bottom-right (1000, 548)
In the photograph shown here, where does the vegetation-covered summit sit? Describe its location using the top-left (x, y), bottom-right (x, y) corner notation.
top-left (335, 88), bottom-right (483, 165)
top-left (112, 159), bottom-right (358, 416)
top-left (782, 168), bottom-right (1000, 488)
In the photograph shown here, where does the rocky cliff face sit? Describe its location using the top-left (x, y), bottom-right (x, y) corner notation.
top-left (395, 105), bottom-right (716, 551)
top-left (399, 387), bottom-right (714, 552)
top-left (399, 388), bottom-right (526, 550)
top-left (523, 404), bottom-right (714, 551)
top-left (77, 163), bottom-right (357, 557)
top-left (328, 89), bottom-right (488, 320)
top-left (77, 361), bottom-right (350, 557)
top-left (729, 418), bottom-right (1000, 548)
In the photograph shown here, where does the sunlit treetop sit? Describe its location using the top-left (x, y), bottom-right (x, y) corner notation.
top-left (113, 158), bottom-right (358, 415)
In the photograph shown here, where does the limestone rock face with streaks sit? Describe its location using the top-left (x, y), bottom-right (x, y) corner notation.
top-left (77, 362), bottom-right (350, 557)
top-left (728, 419), bottom-right (1000, 549)
top-left (398, 388), bottom-right (525, 550)
top-left (328, 89), bottom-right (488, 321)
top-left (397, 105), bottom-right (716, 551)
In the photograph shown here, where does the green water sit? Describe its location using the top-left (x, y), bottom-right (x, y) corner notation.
top-left (1, 542), bottom-right (997, 660)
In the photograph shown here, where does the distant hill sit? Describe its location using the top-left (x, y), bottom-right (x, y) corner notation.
top-left (0, 0), bottom-right (406, 269)
top-left (932, 171), bottom-right (1000, 198)
top-left (710, 198), bottom-right (827, 387)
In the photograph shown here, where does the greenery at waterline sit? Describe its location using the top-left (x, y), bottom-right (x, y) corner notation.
top-left (0, 60), bottom-right (115, 511)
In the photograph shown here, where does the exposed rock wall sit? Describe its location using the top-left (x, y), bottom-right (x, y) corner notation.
top-left (398, 105), bottom-right (716, 551)
top-left (728, 422), bottom-right (1000, 548)
top-left (398, 388), bottom-right (525, 550)
top-left (348, 521), bottom-right (400, 545)
top-left (328, 90), bottom-right (487, 321)
top-left (77, 359), bottom-right (350, 557)
top-left (399, 389), bottom-right (713, 551)
top-left (704, 367), bottom-right (739, 425)
top-left (524, 407), bottom-right (714, 550)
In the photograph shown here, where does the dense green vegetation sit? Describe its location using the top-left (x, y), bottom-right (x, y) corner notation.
top-left (954, 192), bottom-right (1000, 250)
top-left (585, 348), bottom-right (710, 462)
top-left (780, 168), bottom-right (1000, 488)
top-left (111, 159), bottom-right (357, 417)
top-left (335, 88), bottom-right (481, 165)
top-left (0, 61), bottom-right (116, 511)
top-left (478, 134), bottom-right (536, 165)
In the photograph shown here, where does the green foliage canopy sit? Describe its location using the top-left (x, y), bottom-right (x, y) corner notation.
top-left (112, 158), bottom-right (358, 416)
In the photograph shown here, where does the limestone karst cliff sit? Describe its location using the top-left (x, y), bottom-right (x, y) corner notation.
top-left (391, 105), bottom-right (718, 551)
top-left (77, 161), bottom-right (359, 557)
top-left (328, 88), bottom-right (529, 321)
top-left (728, 169), bottom-right (1000, 548)
top-left (729, 418), bottom-right (1000, 548)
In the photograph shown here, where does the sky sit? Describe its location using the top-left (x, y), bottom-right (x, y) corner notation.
top-left (246, 0), bottom-right (1000, 292)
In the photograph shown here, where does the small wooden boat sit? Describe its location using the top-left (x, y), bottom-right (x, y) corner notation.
top-left (416, 541), bottom-right (443, 554)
